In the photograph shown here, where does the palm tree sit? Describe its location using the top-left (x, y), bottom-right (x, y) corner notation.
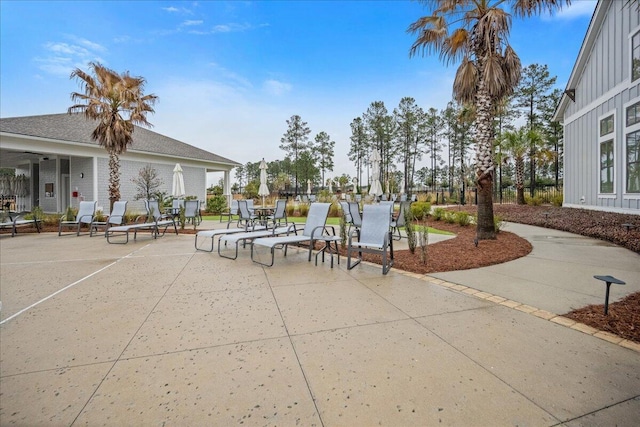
top-left (68, 62), bottom-right (158, 210)
top-left (500, 128), bottom-right (529, 205)
top-left (408, 0), bottom-right (568, 239)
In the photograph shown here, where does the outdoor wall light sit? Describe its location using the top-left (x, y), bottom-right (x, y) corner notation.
top-left (80, 173), bottom-right (84, 179)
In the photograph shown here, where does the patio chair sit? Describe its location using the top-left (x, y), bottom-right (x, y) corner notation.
top-left (237, 200), bottom-right (258, 228)
top-left (390, 201), bottom-right (411, 240)
top-left (251, 202), bottom-right (331, 267)
top-left (347, 204), bottom-right (394, 275)
top-left (0, 212), bottom-right (41, 237)
top-left (379, 201), bottom-right (395, 214)
top-left (218, 222), bottom-right (297, 260)
top-left (184, 200), bottom-right (201, 227)
top-left (347, 201), bottom-right (362, 237)
top-left (265, 199), bottom-right (287, 227)
top-left (195, 219), bottom-right (267, 252)
top-left (90, 200), bottom-right (127, 237)
top-left (220, 199), bottom-right (238, 223)
top-left (339, 201), bottom-right (352, 224)
top-left (170, 199), bottom-right (184, 217)
top-left (145, 199), bottom-right (178, 237)
top-left (400, 193), bottom-right (407, 202)
top-left (106, 200), bottom-right (177, 244)
top-left (246, 199), bottom-right (256, 214)
top-left (58, 201), bottom-right (97, 236)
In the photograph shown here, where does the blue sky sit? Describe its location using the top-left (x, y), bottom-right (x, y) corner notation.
top-left (0, 0), bottom-right (596, 184)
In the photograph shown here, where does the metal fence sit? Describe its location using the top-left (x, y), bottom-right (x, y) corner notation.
top-left (420, 185), bottom-right (562, 205)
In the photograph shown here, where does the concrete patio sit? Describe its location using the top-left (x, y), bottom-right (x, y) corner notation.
top-left (1, 221), bottom-right (639, 426)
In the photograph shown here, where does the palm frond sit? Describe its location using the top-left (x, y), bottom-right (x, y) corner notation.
top-left (453, 58), bottom-right (478, 104)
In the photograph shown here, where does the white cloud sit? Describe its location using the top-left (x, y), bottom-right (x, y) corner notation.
top-left (263, 79), bottom-right (292, 96)
top-left (36, 38), bottom-right (107, 77)
top-left (182, 20), bottom-right (203, 26)
top-left (206, 62), bottom-right (253, 89)
top-left (211, 22), bottom-right (253, 33)
top-left (162, 6), bottom-right (179, 13)
top-left (543, 0), bottom-right (596, 20)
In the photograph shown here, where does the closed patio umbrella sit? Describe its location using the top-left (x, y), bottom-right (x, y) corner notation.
top-left (307, 179), bottom-right (312, 196)
top-left (172, 163), bottom-right (185, 198)
top-left (328, 179), bottom-right (332, 194)
top-left (258, 158), bottom-right (269, 207)
top-left (368, 150), bottom-right (383, 198)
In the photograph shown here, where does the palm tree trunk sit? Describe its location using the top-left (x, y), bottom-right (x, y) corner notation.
top-left (474, 84), bottom-right (496, 240)
top-left (108, 150), bottom-right (121, 212)
top-left (516, 159), bottom-right (526, 205)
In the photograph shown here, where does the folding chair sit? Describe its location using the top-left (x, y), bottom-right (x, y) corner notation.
top-left (347, 204), bottom-right (394, 275)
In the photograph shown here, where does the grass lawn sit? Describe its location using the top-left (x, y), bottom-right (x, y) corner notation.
top-left (202, 215), bottom-right (454, 235)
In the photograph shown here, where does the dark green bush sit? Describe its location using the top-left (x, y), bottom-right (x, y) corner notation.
top-left (410, 202), bottom-right (431, 220)
top-left (206, 195), bottom-right (227, 214)
top-left (432, 207), bottom-right (445, 221)
top-left (455, 211), bottom-right (471, 226)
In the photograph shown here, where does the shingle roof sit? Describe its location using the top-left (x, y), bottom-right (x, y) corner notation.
top-left (0, 113), bottom-right (240, 166)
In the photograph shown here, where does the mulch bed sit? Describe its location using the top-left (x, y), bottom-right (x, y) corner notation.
top-left (564, 293), bottom-right (640, 343)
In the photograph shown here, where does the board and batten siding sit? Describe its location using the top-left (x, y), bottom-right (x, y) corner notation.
top-left (562, 0), bottom-right (640, 213)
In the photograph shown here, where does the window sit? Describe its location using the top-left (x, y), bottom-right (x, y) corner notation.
top-left (600, 115), bottom-right (614, 136)
top-left (599, 114), bottom-right (615, 194)
top-left (633, 31), bottom-right (640, 82)
top-left (626, 101), bottom-right (640, 194)
top-left (626, 101), bottom-right (640, 127)
top-left (627, 130), bottom-right (640, 193)
top-left (600, 140), bottom-right (614, 193)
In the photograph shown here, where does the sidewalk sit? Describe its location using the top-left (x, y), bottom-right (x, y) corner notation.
top-left (0, 222), bottom-right (639, 426)
top-left (429, 222), bottom-right (640, 314)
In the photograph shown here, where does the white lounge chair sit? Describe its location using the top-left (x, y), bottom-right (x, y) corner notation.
top-left (347, 204), bottom-right (394, 275)
top-left (195, 221), bottom-right (266, 252)
top-left (251, 202), bottom-right (331, 267)
top-left (58, 201), bottom-right (97, 236)
top-left (90, 200), bottom-right (128, 237)
top-left (0, 212), bottom-right (41, 237)
top-left (105, 200), bottom-right (177, 244)
top-left (217, 223), bottom-right (297, 260)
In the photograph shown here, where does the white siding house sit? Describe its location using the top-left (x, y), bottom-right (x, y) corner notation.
top-left (554, 0), bottom-right (640, 214)
top-left (0, 113), bottom-right (240, 214)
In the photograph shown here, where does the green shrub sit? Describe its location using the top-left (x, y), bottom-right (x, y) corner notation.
top-left (404, 206), bottom-right (416, 254)
top-left (432, 207), bottom-right (445, 221)
top-left (551, 193), bottom-right (563, 207)
top-left (410, 202), bottom-right (431, 220)
top-left (444, 212), bottom-right (456, 224)
top-left (124, 212), bottom-right (139, 224)
top-left (339, 214), bottom-right (347, 249)
top-left (298, 203), bottom-right (309, 217)
top-left (206, 195), bottom-right (227, 214)
top-left (64, 206), bottom-right (77, 221)
top-left (286, 203), bottom-right (295, 217)
top-left (94, 210), bottom-right (106, 222)
top-left (455, 211), bottom-right (471, 226)
top-left (525, 194), bottom-right (543, 206)
top-left (328, 202), bottom-right (340, 218)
